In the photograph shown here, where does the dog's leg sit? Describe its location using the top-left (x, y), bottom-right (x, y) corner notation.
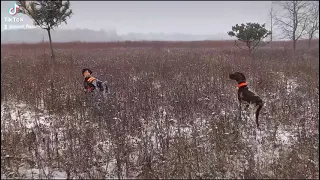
top-left (255, 100), bottom-right (263, 130)
top-left (102, 81), bottom-right (110, 94)
top-left (101, 81), bottom-right (110, 101)
top-left (103, 92), bottom-right (108, 102)
top-left (239, 101), bottom-right (242, 121)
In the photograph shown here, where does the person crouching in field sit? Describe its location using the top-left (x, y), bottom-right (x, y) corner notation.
top-left (82, 68), bottom-right (110, 102)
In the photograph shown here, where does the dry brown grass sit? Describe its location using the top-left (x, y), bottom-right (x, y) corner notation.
top-left (1, 40), bottom-right (319, 179)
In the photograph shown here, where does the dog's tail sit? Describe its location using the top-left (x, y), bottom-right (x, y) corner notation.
top-left (255, 100), bottom-right (263, 128)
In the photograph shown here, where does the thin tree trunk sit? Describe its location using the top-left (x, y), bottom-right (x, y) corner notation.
top-left (293, 2), bottom-right (297, 52)
top-left (47, 29), bottom-right (54, 58)
top-left (246, 41), bottom-right (252, 54)
top-left (308, 37), bottom-right (312, 49)
top-left (270, 8), bottom-right (273, 42)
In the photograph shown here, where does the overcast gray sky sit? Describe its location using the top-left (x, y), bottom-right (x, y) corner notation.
top-left (1, 1), bottom-right (272, 35)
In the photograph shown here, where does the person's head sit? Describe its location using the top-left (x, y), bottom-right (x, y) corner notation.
top-left (82, 68), bottom-right (92, 77)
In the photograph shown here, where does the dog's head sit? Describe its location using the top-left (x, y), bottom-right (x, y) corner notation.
top-left (229, 72), bottom-right (246, 83)
top-left (82, 68), bottom-right (92, 77)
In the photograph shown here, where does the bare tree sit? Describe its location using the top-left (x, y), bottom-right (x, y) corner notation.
top-left (273, 1), bottom-right (310, 51)
top-left (306, 1), bottom-right (319, 49)
top-left (269, 1), bottom-right (276, 42)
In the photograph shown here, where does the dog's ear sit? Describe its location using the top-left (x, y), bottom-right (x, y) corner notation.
top-left (229, 73), bottom-right (235, 79)
top-left (82, 68), bottom-right (92, 75)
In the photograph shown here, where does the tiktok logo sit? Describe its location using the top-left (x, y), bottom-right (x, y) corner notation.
top-left (9, 3), bottom-right (20, 16)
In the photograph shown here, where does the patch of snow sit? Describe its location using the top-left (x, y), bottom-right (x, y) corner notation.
top-left (17, 167), bottom-right (67, 179)
top-left (286, 78), bottom-right (298, 94)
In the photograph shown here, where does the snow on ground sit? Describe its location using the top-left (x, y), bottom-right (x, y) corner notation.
top-left (18, 168), bottom-right (67, 179)
top-left (0, 101), bottom-right (309, 179)
top-left (1, 69), bottom-right (317, 179)
top-left (1, 101), bottom-right (52, 129)
top-left (286, 78), bottom-right (298, 95)
top-left (1, 167), bottom-right (67, 179)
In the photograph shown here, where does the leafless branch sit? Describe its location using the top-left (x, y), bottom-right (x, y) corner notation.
top-left (273, 1), bottom-right (311, 51)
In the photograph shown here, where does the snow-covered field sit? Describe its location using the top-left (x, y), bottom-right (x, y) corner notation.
top-left (1, 76), bottom-right (318, 179)
top-left (1, 46), bottom-right (319, 179)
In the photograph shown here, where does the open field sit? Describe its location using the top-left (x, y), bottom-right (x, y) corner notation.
top-left (1, 39), bottom-right (319, 50)
top-left (1, 40), bottom-right (319, 179)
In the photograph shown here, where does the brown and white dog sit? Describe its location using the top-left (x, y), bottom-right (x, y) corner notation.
top-left (82, 68), bottom-right (110, 101)
top-left (229, 72), bottom-right (263, 128)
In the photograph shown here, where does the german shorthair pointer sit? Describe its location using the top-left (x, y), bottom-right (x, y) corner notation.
top-left (229, 72), bottom-right (263, 128)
